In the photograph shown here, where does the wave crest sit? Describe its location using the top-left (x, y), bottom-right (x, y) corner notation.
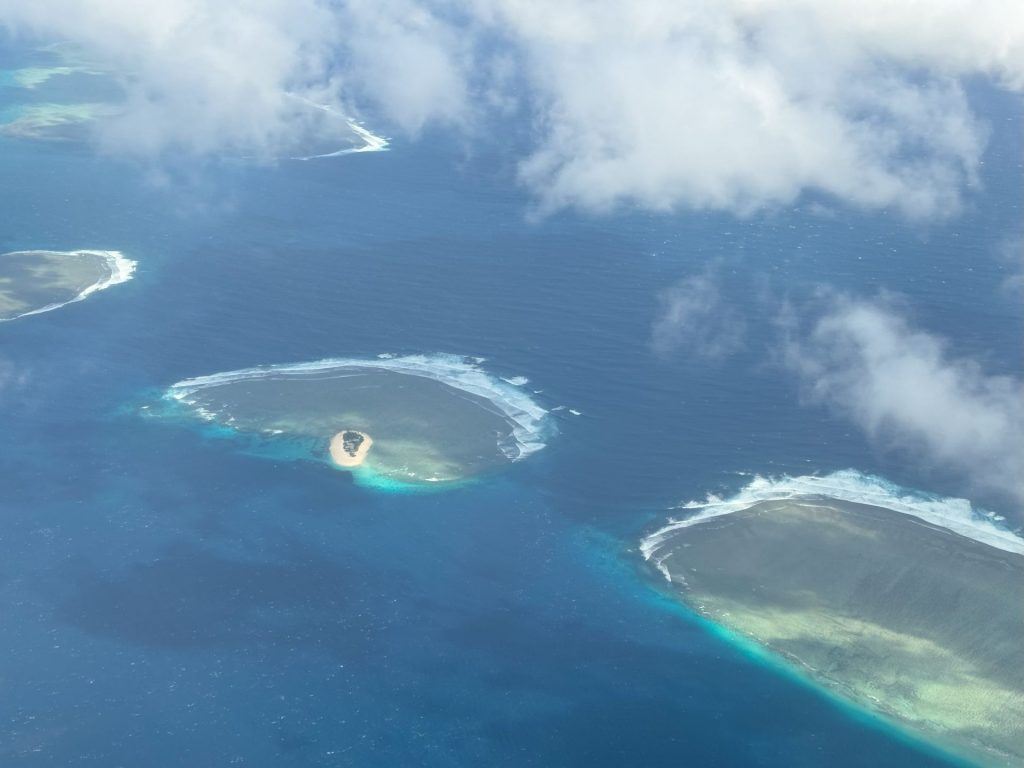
top-left (642, 470), bottom-right (1024, 572)
top-left (168, 353), bottom-right (549, 460)
top-left (0, 249), bottom-right (136, 321)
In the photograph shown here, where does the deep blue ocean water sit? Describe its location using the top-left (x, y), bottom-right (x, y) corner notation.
top-left (0, 48), bottom-right (1021, 767)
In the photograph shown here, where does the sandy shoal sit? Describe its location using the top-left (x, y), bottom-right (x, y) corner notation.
top-left (329, 430), bottom-right (373, 467)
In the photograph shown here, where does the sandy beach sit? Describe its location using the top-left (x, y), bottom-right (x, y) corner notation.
top-left (329, 430), bottom-right (373, 467)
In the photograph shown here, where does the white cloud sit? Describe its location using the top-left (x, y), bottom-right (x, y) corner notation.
top-left (491, 0), bottom-right (1007, 217)
top-left (731, 0), bottom-right (1024, 89)
top-left (651, 268), bottom-right (745, 360)
top-left (339, 0), bottom-right (474, 135)
top-left (781, 293), bottom-right (1024, 508)
top-left (0, 0), bottom-right (348, 156)
top-left (1, 0), bottom-right (1022, 215)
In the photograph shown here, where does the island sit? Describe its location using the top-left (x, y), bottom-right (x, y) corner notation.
top-left (329, 430), bottom-right (373, 467)
top-left (154, 354), bottom-right (551, 489)
top-left (643, 492), bottom-right (1024, 766)
top-left (0, 249), bottom-right (136, 321)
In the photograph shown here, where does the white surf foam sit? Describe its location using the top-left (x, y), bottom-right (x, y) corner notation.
top-left (296, 118), bottom-right (390, 159)
top-left (641, 470), bottom-right (1024, 578)
top-left (77, 249), bottom-right (136, 297)
top-left (284, 96), bottom-right (389, 160)
top-left (167, 353), bottom-right (550, 460)
top-left (1, 249), bottom-right (136, 321)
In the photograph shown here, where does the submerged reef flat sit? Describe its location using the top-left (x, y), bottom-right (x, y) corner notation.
top-left (0, 102), bottom-right (118, 141)
top-left (0, 249), bottom-right (136, 321)
top-left (3, 65), bottom-right (82, 89)
top-left (0, 52), bottom-right (121, 141)
top-left (0, 48), bottom-right (385, 155)
top-left (160, 355), bottom-right (550, 487)
top-left (642, 472), bottom-right (1024, 766)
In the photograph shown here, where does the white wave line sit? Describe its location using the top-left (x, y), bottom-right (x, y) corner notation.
top-left (284, 94), bottom-right (390, 160)
top-left (641, 470), bottom-right (1024, 571)
top-left (0, 249), bottom-right (136, 321)
top-left (168, 353), bottom-right (550, 460)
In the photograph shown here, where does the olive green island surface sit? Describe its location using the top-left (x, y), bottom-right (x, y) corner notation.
top-left (643, 498), bottom-right (1024, 766)
top-left (156, 355), bottom-right (550, 489)
top-left (0, 249), bottom-right (136, 320)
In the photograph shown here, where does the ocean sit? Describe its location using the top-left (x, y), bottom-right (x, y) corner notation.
top-left (0, 50), bottom-right (1020, 766)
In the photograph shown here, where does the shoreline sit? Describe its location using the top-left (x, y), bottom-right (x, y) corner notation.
top-left (283, 95), bottom-right (390, 160)
top-left (644, 495), bottom-right (1024, 767)
top-left (0, 248), bottom-right (136, 322)
top-left (164, 354), bottom-right (550, 460)
top-left (641, 471), bottom-right (1024, 570)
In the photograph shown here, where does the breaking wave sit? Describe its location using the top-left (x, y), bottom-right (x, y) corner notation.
top-left (0, 249), bottom-right (136, 321)
top-left (641, 470), bottom-right (1024, 575)
top-left (167, 353), bottom-right (549, 460)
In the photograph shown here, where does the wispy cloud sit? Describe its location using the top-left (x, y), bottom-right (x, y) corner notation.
top-left (496, 0), bottom-right (1006, 219)
top-left (1, 0), bottom-right (1022, 215)
top-left (651, 268), bottom-right (745, 360)
top-left (780, 293), bottom-right (1024, 509)
top-left (995, 232), bottom-right (1024, 299)
top-left (0, 0), bottom-right (350, 157)
top-left (0, 356), bottom-right (30, 401)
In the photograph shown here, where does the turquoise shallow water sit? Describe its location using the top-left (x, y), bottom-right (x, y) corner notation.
top-left (0, 39), bottom-right (1020, 768)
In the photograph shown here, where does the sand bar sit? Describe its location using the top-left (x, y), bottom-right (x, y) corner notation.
top-left (330, 430), bottom-right (372, 467)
